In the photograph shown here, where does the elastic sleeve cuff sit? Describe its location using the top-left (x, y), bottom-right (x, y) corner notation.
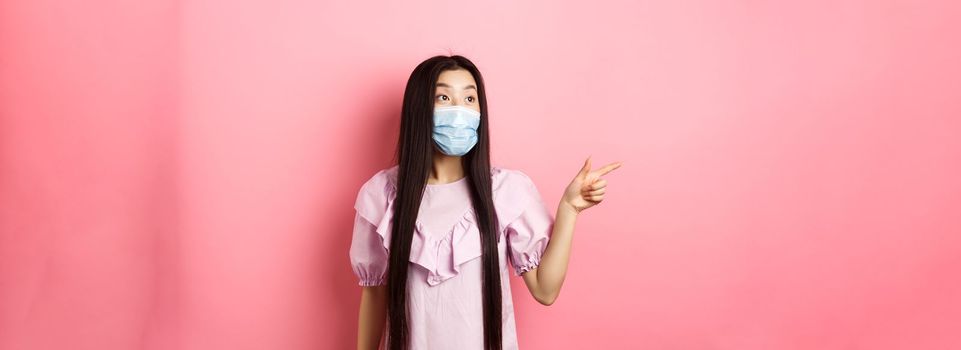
top-left (513, 253), bottom-right (543, 276)
top-left (358, 277), bottom-right (386, 287)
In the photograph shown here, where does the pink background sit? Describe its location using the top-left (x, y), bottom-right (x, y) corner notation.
top-left (2, 0), bottom-right (960, 349)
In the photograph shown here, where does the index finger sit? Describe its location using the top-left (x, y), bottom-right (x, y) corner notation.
top-left (594, 161), bottom-right (623, 176)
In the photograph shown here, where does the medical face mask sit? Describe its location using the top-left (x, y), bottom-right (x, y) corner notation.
top-left (432, 105), bottom-right (481, 156)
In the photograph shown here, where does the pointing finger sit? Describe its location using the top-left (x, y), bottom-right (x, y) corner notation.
top-left (593, 161), bottom-right (622, 177)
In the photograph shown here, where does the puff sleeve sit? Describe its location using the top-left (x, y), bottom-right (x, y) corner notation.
top-left (348, 171), bottom-right (391, 286)
top-left (502, 171), bottom-right (554, 276)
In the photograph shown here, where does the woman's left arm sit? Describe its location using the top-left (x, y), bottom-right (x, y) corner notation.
top-left (522, 156), bottom-right (622, 305)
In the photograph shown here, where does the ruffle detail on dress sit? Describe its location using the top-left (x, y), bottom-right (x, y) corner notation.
top-left (371, 168), bottom-right (485, 286)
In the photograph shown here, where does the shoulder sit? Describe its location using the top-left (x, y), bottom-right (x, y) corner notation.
top-left (491, 166), bottom-right (540, 204)
top-left (358, 165), bottom-right (399, 196)
top-left (354, 165), bottom-right (399, 222)
top-left (491, 166), bottom-right (544, 228)
top-left (491, 165), bottom-right (536, 193)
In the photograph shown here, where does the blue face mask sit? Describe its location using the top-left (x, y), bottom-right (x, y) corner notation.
top-left (432, 105), bottom-right (481, 156)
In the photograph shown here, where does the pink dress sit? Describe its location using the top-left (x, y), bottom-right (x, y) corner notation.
top-left (349, 165), bottom-right (554, 350)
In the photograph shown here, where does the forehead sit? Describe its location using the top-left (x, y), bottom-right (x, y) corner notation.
top-left (435, 69), bottom-right (476, 90)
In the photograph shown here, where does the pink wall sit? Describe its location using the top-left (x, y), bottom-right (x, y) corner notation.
top-left (2, 0), bottom-right (960, 349)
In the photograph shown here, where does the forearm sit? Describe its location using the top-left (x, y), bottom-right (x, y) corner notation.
top-left (357, 285), bottom-right (387, 350)
top-left (529, 202), bottom-right (578, 304)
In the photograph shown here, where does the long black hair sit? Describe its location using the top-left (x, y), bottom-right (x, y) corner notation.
top-left (386, 55), bottom-right (502, 350)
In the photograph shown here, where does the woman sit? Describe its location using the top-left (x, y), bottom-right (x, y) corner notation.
top-left (349, 55), bottom-right (621, 350)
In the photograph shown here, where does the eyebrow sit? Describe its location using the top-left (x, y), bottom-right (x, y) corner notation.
top-left (436, 83), bottom-right (477, 91)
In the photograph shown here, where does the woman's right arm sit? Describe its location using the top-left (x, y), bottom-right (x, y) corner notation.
top-left (357, 285), bottom-right (387, 350)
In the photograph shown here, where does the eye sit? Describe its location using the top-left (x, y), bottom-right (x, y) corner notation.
top-left (466, 96), bottom-right (476, 103)
top-left (436, 94), bottom-right (449, 102)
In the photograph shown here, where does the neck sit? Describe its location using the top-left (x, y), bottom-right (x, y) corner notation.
top-left (429, 149), bottom-right (466, 184)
